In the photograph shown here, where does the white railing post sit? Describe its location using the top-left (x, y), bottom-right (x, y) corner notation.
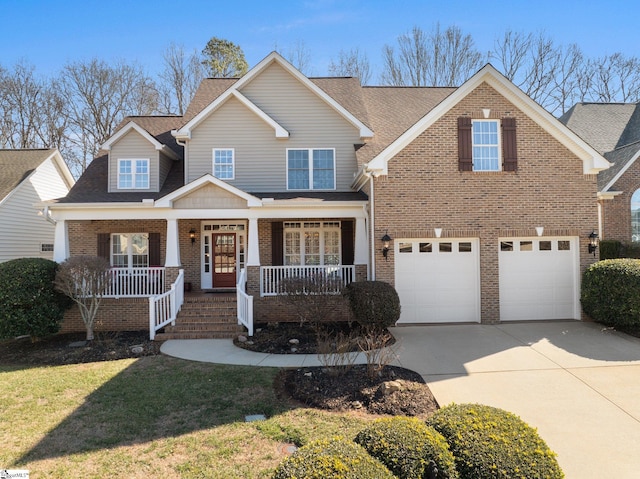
top-left (149, 296), bottom-right (156, 340)
top-left (237, 268), bottom-right (254, 336)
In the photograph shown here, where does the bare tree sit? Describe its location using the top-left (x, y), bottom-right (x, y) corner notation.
top-left (55, 256), bottom-right (111, 341)
top-left (157, 43), bottom-right (205, 115)
top-left (550, 43), bottom-right (584, 115)
top-left (590, 53), bottom-right (640, 102)
top-left (58, 58), bottom-right (158, 175)
top-left (328, 48), bottom-right (372, 84)
top-left (380, 24), bottom-right (483, 87)
top-left (201, 37), bottom-right (248, 78)
top-left (277, 39), bottom-right (314, 75)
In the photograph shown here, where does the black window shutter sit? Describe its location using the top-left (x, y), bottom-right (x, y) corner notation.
top-left (271, 222), bottom-right (283, 266)
top-left (149, 232), bottom-right (161, 266)
top-left (502, 117), bottom-right (518, 171)
top-left (341, 220), bottom-right (354, 265)
top-left (97, 233), bottom-right (110, 261)
top-left (458, 117), bottom-right (473, 171)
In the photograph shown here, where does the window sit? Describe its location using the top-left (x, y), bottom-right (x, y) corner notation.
top-left (459, 117), bottom-right (517, 171)
top-left (632, 189), bottom-right (640, 242)
top-left (111, 233), bottom-right (149, 267)
top-left (287, 149), bottom-right (335, 190)
top-left (283, 222), bottom-right (340, 265)
top-left (472, 120), bottom-right (500, 171)
top-left (213, 149), bottom-right (234, 180)
top-left (40, 243), bottom-right (54, 253)
top-left (118, 159), bottom-right (149, 189)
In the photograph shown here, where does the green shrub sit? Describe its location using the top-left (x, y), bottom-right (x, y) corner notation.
top-left (581, 259), bottom-right (640, 327)
top-left (272, 436), bottom-right (395, 479)
top-left (343, 281), bottom-right (401, 331)
top-left (428, 404), bottom-right (564, 479)
top-left (355, 416), bottom-right (458, 479)
top-left (0, 258), bottom-right (71, 340)
top-left (599, 240), bottom-right (622, 260)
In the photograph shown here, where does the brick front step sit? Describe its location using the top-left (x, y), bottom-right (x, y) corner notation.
top-left (154, 294), bottom-right (245, 340)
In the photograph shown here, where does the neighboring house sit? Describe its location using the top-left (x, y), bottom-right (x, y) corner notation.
top-left (45, 52), bottom-right (609, 339)
top-left (559, 103), bottom-right (640, 243)
top-left (0, 149), bottom-right (74, 262)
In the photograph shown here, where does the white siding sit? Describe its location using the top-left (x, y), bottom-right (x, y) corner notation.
top-left (0, 159), bottom-right (71, 262)
top-left (109, 130), bottom-right (160, 192)
top-left (187, 62), bottom-right (362, 192)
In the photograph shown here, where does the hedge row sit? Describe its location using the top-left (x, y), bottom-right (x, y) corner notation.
top-left (273, 406), bottom-right (563, 479)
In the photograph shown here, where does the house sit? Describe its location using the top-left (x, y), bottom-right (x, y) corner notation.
top-left (0, 149), bottom-right (74, 262)
top-left (45, 52), bottom-right (609, 339)
top-left (559, 103), bottom-right (640, 243)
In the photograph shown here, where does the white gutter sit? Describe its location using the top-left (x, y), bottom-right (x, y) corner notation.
top-left (368, 173), bottom-right (376, 280)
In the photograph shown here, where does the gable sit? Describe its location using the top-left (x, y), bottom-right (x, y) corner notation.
top-left (361, 64), bottom-right (609, 181)
top-left (173, 183), bottom-right (248, 209)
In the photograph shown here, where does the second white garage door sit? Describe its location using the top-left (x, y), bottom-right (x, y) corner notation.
top-left (395, 238), bottom-right (480, 324)
top-left (499, 237), bottom-right (580, 321)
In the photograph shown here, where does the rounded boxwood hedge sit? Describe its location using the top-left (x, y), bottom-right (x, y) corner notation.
top-left (354, 416), bottom-right (458, 479)
top-left (581, 259), bottom-right (640, 327)
top-left (427, 404), bottom-right (564, 479)
top-left (0, 258), bottom-right (71, 340)
top-left (272, 436), bottom-right (395, 479)
top-left (342, 281), bottom-right (401, 331)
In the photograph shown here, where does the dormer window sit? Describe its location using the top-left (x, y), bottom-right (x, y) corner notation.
top-left (118, 159), bottom-right (149, 189)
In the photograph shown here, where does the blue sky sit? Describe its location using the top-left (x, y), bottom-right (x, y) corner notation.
top-left (1, 0), bottom-right (637, 80)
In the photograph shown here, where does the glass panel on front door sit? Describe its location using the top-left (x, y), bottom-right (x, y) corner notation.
top-left (213, 233), bottom-right (236, 288)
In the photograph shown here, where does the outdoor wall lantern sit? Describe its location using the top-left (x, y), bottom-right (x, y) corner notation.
top-left (588, 230), bottom-right (599, 256)
top-left (189, 228), bottom-right (197, 245)
top-left (381, 232), bottom-right (392, 260)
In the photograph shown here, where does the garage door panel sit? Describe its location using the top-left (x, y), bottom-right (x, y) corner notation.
top-left (499, 237), bottom-right (579, 321)
top-left (396, 239), bottom-right (480, 324)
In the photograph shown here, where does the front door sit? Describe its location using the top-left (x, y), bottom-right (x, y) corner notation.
top-left (212, 233), bottom-right (236, 288)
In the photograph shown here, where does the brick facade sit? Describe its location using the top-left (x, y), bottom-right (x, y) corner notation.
top-left (373, 82), bottom-right (599, 323)
top-left (600, 160), bottom-right (640, 242)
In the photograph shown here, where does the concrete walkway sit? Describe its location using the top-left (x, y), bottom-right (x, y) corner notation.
top-left (161, 321), bottom-right (640, 479)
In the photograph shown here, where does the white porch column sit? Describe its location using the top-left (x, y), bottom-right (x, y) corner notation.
top-left (165, 218), bottom-right (181, 267)
top-left (354, 216), bottom-right (368, 264)
top-left (247, 217), bottom-right (260, 266)
top-left (53, 219), bottom-right (69, 263)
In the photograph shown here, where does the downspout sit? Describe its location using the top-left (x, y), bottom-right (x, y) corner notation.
top-left (369, 173), bottom-right (376, 280)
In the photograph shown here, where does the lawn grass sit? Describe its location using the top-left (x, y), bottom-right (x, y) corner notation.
top-left (0, 356), bottom-right (375, 478)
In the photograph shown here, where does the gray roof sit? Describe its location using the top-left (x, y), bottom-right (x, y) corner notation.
top-left (559, 103), bottom-right (640, 154)
top-left (0, 149), bottom-right (58, 201)
top-left (559, 102), bottom-right (640, 191)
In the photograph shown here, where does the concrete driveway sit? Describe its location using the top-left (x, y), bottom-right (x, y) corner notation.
top-left (389, 321), bottom-right (640, 479)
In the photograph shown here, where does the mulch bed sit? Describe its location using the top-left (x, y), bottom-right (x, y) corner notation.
top-left (237, 321), bottom-right (440, 417)
top-left (0, 331), bottom-right (161, 366)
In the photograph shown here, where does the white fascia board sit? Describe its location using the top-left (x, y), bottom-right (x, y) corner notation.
top-left (175, 51), bottom-right (373, 140)
top-left (47, 150), bottom-right (76, 189)
top-left (602, 149), bottom-right (640, 192)
top-left (366, 63), bottom-right (609, 176)
top-left (154, 174), bottom-right (263, 208)
top-left (102, 122), bottom-right (179, 160)
top-left (231, 90), bottom-right (289, 138)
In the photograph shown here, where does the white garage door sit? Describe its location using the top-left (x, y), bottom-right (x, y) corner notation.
top-left (499, 237), bottom-right (579, 321)
top-left (395, 238), bottom-right (480, 324)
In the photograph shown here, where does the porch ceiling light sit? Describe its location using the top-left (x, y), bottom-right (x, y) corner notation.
top-left (588, 230), bottom-right (599, 256)
top-left (189, 228), bottom-right (197, 245)
top-left (381, 232), bottom-right (392, 260)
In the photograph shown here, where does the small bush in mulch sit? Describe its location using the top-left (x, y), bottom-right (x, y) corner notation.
top-left (272, 436), bottom-right (396, 479)
top-left (276, 365), bottom-right (439, 417)
top-left (355, 416), bottom-right (459, 479)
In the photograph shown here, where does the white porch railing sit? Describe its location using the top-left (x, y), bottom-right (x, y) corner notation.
top-left (149, 269), bottom-right (184, 340)
top-left (260, 265), bottom-right (356, 297)
top-left (236, 268), bottom-right (254, 336)
top-left (105, 267), bottom-right (165, 297)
